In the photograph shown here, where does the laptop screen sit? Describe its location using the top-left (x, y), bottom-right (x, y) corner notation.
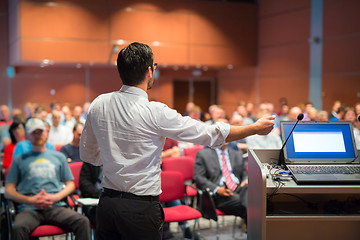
top-left (280, 121), bottom-right (358, 164)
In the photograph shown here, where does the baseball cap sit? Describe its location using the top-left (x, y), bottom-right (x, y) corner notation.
top-left (26, 118), bottom-right (46, 134)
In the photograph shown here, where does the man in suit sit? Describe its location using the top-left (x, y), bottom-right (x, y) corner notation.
top-left (194, 119), bottom-right (248, 222)
top-left (79, 162), bottom-right (102, 225)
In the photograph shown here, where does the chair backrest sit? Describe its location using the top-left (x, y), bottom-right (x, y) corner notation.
top-left (54, 145), bottom-right (62, 152)
top-left (183, 145), bottom-right (204, 160)
top-left (68, 162), bottom-right (83, 190)
top-left (160, 171), bottom-right (185, 202)
top-left (161, 156), bottom-right (194, 181)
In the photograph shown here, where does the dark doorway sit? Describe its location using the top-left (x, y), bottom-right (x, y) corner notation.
top-left (173, 79), bottom-right (215, 115)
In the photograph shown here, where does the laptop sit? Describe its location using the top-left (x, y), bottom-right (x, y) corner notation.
top-left (280, 121), bottom-right (360, 184)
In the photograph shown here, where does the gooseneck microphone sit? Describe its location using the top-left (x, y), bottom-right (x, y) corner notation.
top-left (278, 113), bottom-right (304, 167)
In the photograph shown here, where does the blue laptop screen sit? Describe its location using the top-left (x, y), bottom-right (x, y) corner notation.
top-left (282, 122), bottom-right (356, 160)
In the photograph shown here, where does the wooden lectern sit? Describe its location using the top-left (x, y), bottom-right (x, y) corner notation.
top-left (248, 149), bottom-right (360, 240)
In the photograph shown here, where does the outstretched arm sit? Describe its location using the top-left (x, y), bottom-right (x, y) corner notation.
top-left (226, 115), bottom-right (275, 143)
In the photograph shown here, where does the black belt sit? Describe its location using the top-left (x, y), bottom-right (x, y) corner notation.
top-left (102, 188), bottom-right (159, 202)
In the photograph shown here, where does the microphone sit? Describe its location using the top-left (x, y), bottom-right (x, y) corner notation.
top-left (278, 113), bottom-right (304, 167)
top-left (358, 115), bottom-right (360, 122)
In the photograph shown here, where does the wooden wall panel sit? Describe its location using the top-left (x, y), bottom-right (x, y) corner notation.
top-left (324, 0), bottom-right (360, 36)
top-left (190, 45), bottom-right (254, 67)
top-left (21, 40), bottom-right (110, 63)
top-left (322, 0), bottom-right (360, 110)
top-left (257, 1), bottom-right (312, 111)
top-left (323, 36), bottom-right (360, 73)
top-left (258, 76), bottom-right (309, 108)
top-left (217, 67), bottom-right (257, 116)
top-left (152, 45), bottom-right (188, 66)
top-left (322, 75), bottom-right (360, 110)
top-left (111, 10), bottom-right (189, 44)
top-left (0, 1), bottom-right (9, 104)
top-left (11, 67), bottom-right (87, 109)
top-left (259, 0), bottom-right (310, 17)
top-left (258, 43), bottom-right (309, 77)
top-left (21, 3), bottom-right (109, 40)
top-left (190, 2), bottom-right (257, 45)
top-left (11, 0), bottom-right (257, 68)
top-left (87, 66), bottom-right (121, 99)
top-left (259, 9), bottom-right (310, 47)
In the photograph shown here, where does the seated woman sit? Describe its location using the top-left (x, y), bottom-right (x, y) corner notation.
top-left (3, 121), bottom-right (26, 170)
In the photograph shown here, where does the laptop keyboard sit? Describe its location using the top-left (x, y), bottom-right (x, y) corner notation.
top-left (290, 166), bottom-right (360, 174)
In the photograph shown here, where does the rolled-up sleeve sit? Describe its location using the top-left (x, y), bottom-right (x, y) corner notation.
top-left (155, 104), bottom-right (230, 148)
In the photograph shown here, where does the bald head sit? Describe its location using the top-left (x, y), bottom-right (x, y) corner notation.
top-left (287, 107), bottom-right (302, 121)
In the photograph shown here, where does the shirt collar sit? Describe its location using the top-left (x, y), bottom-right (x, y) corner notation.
top-left (215, 148), bottom-right (228, 156)
top-left (119, 85), bottom-right (148, 99)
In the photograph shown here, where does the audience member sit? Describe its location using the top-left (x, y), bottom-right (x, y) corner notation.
top-left (354, 114), bottom-right (360, 149)
top-left (330, 104), bottom-right (345, 121)
top-left (161, 138), bottom-right (181, 159)
top-left (183, 102), bottom-right (195, 116)
top-left (46, 101), bottom-right (65, 126)
top-left (178, 105), bottom-right (204, 152)
top-left (343, 107), bottom-right (356, 127)
top-left (0, 105), bottom-right (12, 150)
top-left (5, 118), bottom-right (90, 239)
top-left (233, 104), bottom-right (254, 125)
top-left (355, 102), bottom-right (360, 116)
top-left (24, 102), bottom-right (36, 121)
top-left (13, 120), bottom-right (55, 158)
top-left (60, 123), bottom-right (84, 163)
top-left (245, 102), bottom-right (256, 122)
top-left (73, 105), bottom-right (86, 124)
top-left (194, 127), bottom-right (248, 223)
top-left (285, 106), bottom-right (303, 121)
top-left (1, 113), bottom-right (24, 153)
top-left (81, 102), bottom-right (91, 121)
top-left (3, 121), bottom-right (26, 170)
top-left (79, 162), bottom-right (102, 226)
top-left (277, 104), bottom-right (290, 121)
top-left (229, 115), bottom-right (247, 153)
top-left (245, 111), bottom-right (282, 149)
top-left (302, 102), bottom-right (313, 121)
top-left (205, 105), bottom-right (226, 125)
top-left (307, 107), bottom-right (318, 121)
top-left (48, 109), bottom-right (73, 146)
top-left (34, 105), bottom-right (48, 122)
top-left (62, 105), bottom-right (76, 130)
top-left (328, 100), bottom-right (341, 120)
top-left (317, 110), bottom-right (329, 121)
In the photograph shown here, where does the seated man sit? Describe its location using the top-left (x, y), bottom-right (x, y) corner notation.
top-left (60, 123), bottom-right (84, 162)
top-left (194, 119), bottom-right (248, 223)
top-left (5, 118), bottom-right (90, 240)
top-left (79, 162), bottom-right (102, 225)
top-left (47, 109), bottom-right (73, 146)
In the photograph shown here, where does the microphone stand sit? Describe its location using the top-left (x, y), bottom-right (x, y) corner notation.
top-left (278, 114), bottom-right (304, 168)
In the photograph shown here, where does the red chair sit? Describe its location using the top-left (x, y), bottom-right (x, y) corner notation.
top-left (68, 162), bottom-right (83, 191)
top-left (54, 145), bottom-right (63, 152)
top-left (160, 171), bottom-right (202, 239)
top-left (68, 162), bottom-right (83, 210)
top-left (183, 145), bottom-right (204, 160)
top-left (5, 199), bottom-right (72, 240)
top-left (162, 156), bottom-right (197, 199)
top-left (30, 225), bottom-right (72, 239)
